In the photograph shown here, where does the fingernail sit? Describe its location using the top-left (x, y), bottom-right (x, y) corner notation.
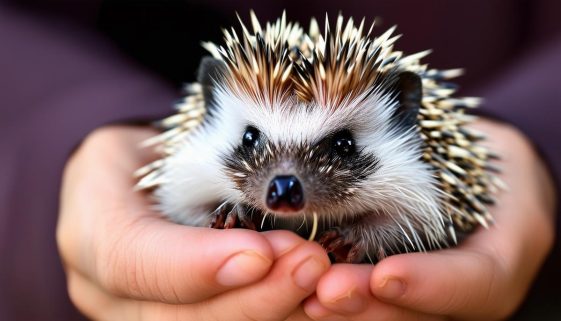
top-left (377, 277), bottom-right (406, 299)
top-left (329, 287), bottom-right (367, 313)
top-left (216, 251), bottom-right (272, 286)
top-left (293, 257), bottom-right (327, 291)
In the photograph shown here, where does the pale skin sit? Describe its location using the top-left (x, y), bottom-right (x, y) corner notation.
top-left (57, 119), bottom-right (556, 321)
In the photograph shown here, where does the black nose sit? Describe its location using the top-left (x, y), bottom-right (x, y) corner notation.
top-left (266, 175), bottom-right (305, 212)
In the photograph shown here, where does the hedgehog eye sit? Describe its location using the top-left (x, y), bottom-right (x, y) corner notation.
top-left (332, 130), bottom-right (356, 157)
top-left (242, 126), bottom-right (260, 148)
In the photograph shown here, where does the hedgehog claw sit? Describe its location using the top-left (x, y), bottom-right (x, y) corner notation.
top-left (326, 238), bottom-right (345, 252)
top-left (209, 204), bottom-right (257, 230)
top-left (209, 204), bottom-right (231, 229)
top-left (318, 230), bottom-right (339, 245)
top-left (223, 211), bottom-right (238, 229)
top-left (319, 228), bottom-right (366, 264)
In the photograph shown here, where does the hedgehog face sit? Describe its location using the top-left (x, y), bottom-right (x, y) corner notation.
top-left (211, 83), bottom-right (443, 234)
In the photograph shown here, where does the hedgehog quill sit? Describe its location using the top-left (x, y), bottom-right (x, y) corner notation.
top-left (135, 12), bottom-right (503, 263)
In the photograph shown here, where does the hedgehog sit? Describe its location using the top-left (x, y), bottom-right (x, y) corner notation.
top-left (135, 11), bottom-right (503, 263)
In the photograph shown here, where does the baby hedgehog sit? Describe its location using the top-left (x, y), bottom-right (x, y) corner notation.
top-left (136, 12), bottom-right (503, 263)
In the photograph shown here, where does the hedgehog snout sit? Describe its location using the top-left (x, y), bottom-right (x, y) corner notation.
top-left (266, 175), bottom-right (305, 212)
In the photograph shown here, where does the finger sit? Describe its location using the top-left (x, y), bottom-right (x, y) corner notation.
top-left (95, 219), bottom-right (275, 305)
top-left (69, 264), bottom-right (314, 321)
top-left (370, 249), bottom-right (506, 319)
top-left (304, 264), bottom-right (442, 321)
top-left (304, 293), bottom-right (443, 321)
top-left (314, 264), bottom-right (373, 315)
top-left (86, 231), bottom-right (329, 321)
top-left (200, 230), bottom-right (331, 321)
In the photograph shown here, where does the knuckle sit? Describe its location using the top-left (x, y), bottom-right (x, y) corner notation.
top-left (538, 217), bottom-right (555, 252)
top-left (464, 251), bottom-right (515, 320)
top-left (83, 126), bottom-right (122, 148)
top-left (529, 207), bottom-right (555, 261)
top-left (55, 219), bottom-right (72, 265)
top-left (66, 272), bottom-right (101, 321)
top-left (66, 273), bottom-right (86, 312)
top-left (479, 254), bottom-right (506, 318)
top-left (432, 252), bottom-right (497, 316)
top-left (78, 126), bottom-right (129, 162)
top-left (60, 127), bottom-right (120, 184)
top-left (436, 283), bottom-right (467, 315)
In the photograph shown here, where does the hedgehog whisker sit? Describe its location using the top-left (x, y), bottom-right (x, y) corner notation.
top-left (261, 212), bottom-right (269, 230)
top-left (296, 215), bottom-right (307, 231)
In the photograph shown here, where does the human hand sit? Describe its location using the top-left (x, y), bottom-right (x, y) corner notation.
top-left (57, 126), bottom-right (330, 321)
top-left (302, 119), bottom-right (556, 321)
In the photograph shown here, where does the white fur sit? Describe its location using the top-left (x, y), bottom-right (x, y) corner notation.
top-left (154, 88), bottom-right (246, 225)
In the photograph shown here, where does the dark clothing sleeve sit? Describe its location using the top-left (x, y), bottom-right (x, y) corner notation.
top-left (0, 5), bottom-right (176, 320)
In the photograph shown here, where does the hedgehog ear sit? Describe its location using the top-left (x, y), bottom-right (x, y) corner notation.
top-left (393, 71), bottom-right (422, 129)
top-left (197, 56), bottom-right (226, 105)
top-left (197, 56), bottom-right (226, 87)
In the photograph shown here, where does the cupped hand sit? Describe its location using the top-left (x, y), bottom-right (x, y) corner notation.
top-left (57, 126), bottom-right (330, 321)
top-left (303, 119), bottom-right (556, 321)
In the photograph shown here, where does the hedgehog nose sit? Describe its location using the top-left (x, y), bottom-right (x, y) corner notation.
top-left (266, 175), bottom-right (305, 212)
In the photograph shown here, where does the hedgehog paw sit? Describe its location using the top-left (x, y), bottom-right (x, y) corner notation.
top-left (209, 203), bottom-right (235, 229)
top-left (318, 228), bottom-right (366, 264)
top-left (209, 204), bottom-right (256, 230)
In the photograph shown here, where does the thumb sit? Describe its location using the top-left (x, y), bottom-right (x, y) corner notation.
top-left (71, 214), bottom-right (275, 305)
top-left (370, 249), bottom-right (512, 320)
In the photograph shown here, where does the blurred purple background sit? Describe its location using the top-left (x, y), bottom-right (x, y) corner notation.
top-left (1, 0), bottom-right (560, 320)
